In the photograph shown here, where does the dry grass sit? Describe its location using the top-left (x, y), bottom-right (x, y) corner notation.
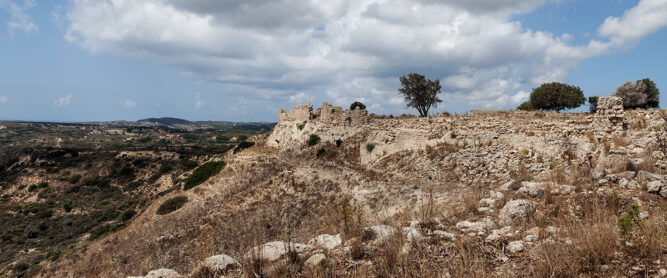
top-left (531, 199), bottom-right (619, 277)
top-left (612, 135), bottom-right (630, 149)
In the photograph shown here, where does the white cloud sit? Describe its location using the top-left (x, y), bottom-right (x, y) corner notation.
top-left (53, 94), bottom-right (72, 107)
top-left (0, 0), bottom-right (38, 39)
top-left (194, 92), bottom-right (204, 109)
top-left (0, 96), bottom-right (7, 103)
top-left (124, 99), bottom-right (136, 108)
top-left (63, 0), bottom-right (667, 114)
top-left (599, 0), bottom-right (667, 42)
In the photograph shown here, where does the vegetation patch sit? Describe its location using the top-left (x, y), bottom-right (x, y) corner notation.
top-left (366, 143), bottom-right (376, 153)
top-left (156, 196), bottom-right (188, 215)
top-left (183, 161), bottom-right (225, 190)
top-left (234, 141), bottom-right (255, 153)
top-left (308, 134), bottom-right (321, 146)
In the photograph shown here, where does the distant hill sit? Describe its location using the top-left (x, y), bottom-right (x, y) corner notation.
top-left (138, 117), bottom-right (192, 125)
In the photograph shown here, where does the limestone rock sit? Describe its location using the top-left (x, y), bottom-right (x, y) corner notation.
top-left (647, 180), bottom-right (662, 193)
top-left (456, 218), bottom-right (495, 233)
top-left (365, 225), bottom-right (397, 242)
top-left (304, 253), bottom-right (326, 268)
top-left (507, 241), bottom-right (525, 253)
top-left (204, 254), bottom-right (240, 273)
top-left (308, 234), bottom-right (342, 250)
top-left (433, 230), bottom-right (457, 241)
top-left (499, 199), bottom-right (536, 225)
top-left (143, 268), bottom-right (184, 278)
top-left (247, 241), bottom-right (313, 262)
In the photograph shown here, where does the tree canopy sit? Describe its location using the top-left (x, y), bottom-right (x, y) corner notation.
top-left (350, 101), bottom-right (366, 110)
top-left (613, 78), bottom-right (659, 109)
top-left (398, 73), bottom-right (442, 117)
top-left (528, 82), bottom-right (585, 112)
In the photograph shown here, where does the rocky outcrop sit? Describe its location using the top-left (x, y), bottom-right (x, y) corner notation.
top-left (499, 200), bottom-right (536, 225)
top-left (593, 96), bottom-right (624, 134)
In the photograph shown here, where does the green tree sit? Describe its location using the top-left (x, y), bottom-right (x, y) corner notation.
top-left (588, 96), bottom-right (599, 113)
top-left (529, 82), bottom-right (585, 112)
top-left (640, 78), bottom-right (659, 108)
top-left (516, 101), bottom-right (534, 111)
top-left (350, 101), bottom-right (366, 110)
top-left (398, 73), bottom-right (442, 117)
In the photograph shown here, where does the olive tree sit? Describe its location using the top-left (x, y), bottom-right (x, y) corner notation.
top-left (398, 73), bottom-right (442, 117)
top-left (529, 82), bottom-right (585, 112)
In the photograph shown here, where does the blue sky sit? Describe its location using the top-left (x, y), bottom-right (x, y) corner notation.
top-left (0, 0), bottom-right (666, 122)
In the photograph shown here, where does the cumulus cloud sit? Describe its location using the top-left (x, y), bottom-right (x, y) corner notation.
top-left (0, 0), bottom-right (38, 39)
top-left (54, 94), bottom-right (72, 107)
top-left (63, 0), bottom-right (667, 115)
top-left (0, 96), bottom-right (7, 103)
top-left (124, 99), bottom-right (136, 108)
top-left (599, 0), bottom-right (667, 42)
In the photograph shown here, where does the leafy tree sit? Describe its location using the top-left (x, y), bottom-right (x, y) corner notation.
top-left (613, 81), bottom-right (648, 109)
top-left (529, 82), bottom-right (585, 112)
top-left (516, 101), bottom-right (534, 111)
top-left (350, 101), bottom-right (366, 110)
top-left (588, 96), bottom-right (599, 113)
top-left (614, 78), bottom-right (659, 109)
top-left (398, 73), bottom-right (442, 117)
top-left (641, 78), bottom-right (660, 108)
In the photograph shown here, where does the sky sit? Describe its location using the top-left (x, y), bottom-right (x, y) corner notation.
top-left (0, 0), bottom-right (666, 122)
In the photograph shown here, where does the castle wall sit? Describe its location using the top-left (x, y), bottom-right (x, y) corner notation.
top-left (593, 96), bottom-right (625, 134)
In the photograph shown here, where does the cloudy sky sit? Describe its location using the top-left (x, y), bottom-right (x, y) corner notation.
top-left (0, 0), bottom-right (666, 122)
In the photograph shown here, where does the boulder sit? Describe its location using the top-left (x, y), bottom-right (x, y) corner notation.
top-left (433, 230), bottom-right (457, 241)
top-left (507, 241), bottom-right (524, 253)
top-left (304, 253), bottom-right (326, 268)
top-left (647, 181), bottom-right (662, 193)
top-left (402, 226), bottom-right (422, 242)
top-left (143, 268), bottom-right (184, 278)
top-left (619, 178), bottom-right (638, 189)
top-left (308, 234), bottom-right (342, 250)
top-left (204, 254), bottom-right (240, 273)
top-left (365, 225), bottom-right (397, 242)
top-left (485, 226), bottom-right (512, 245)
top-left (660, 186), bottom-right (667, 199)
top-left (499, 199), bottom-right (536, 225)
top-left (247, 241), bottom-right (313, 262)
top-left (456, 218), bottom-right (495, 233)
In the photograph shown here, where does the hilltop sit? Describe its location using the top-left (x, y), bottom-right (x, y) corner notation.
top-left (3, 99), bottom-right (667, 277)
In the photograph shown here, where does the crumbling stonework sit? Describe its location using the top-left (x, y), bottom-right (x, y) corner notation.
top-left (593, 96), bottom-right (625, 134)
top-left (278, 103), bottom-right (313, 123)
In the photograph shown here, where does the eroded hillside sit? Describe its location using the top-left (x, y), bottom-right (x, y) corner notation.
top-left (33, 100), bottom-right (667, 277)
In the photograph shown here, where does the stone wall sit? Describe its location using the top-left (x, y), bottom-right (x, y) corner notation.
top-left (593, 96), bottom-right (624, 134)
top-left (278, 103), bottom-right (313, 123)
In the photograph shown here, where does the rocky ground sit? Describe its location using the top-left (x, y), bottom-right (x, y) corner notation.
top-left (29, 108), bottom-right (667, 277)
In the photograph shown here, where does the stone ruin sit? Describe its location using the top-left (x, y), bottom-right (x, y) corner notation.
top-left (593, 96), bottom-right (625, 134)
top-left (277, 102), bottom-right (368, 126)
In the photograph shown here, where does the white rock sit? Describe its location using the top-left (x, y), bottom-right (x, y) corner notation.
top-left (485, 226), bottom-right (512, 245)
top-left (523, 234), bottom-right (539, 242)
top-left (144, 268), bottom-right (184, 278)
top-left (619, 178), bottom-right (639, 189)
top-left (455, 218), bottom-right (495, 233)
top-left (308, 234), bottom-right (342, 250)
top-left (639, 211), bottom-right (649, 220)
top-left (507, 241), bottom-right (524, 253)
top-left (478, 198), bottom-right (496, 207)
top-left (304, 253), bottom-right (326, 268)
top-left (647, 181), bottom-right (662, 193)
top-left (499, 199), bottom-right (536, 225)
top-left (433, 230), bottom-right (456, 241)
top-left (598, 179), bottom-right (609, 185)
top-left (247, 241), bottom-right (313, 262)
top-left (660, 186), bottom-right (667, 198)
top-left (402, 226), bottom-right (422, 242)
top-left (658, 268), bottom-right (666, 277)
top-left (365, 225), bottom-right (397, 242)
top-left (205, 254), bottom-right (240, 273)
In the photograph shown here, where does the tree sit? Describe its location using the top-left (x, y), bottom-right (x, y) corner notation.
top-left (350, 101), bottom-right (366, 110)
top-left (398, 73), bottom-right (442, 117)
top-left (516, 101), bottom-right (534, 111)
top-left (529, 82), bottom-right (585, 112)
top-left (641, 78), bottom-right (660, 108)
top-left (613, 81), bottom-right (648, 109)
top-left (588, 96), bottom-right (599, 113)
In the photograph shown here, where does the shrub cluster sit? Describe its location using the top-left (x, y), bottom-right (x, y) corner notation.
top-left (519, 82), bottom-right (585, 112)
top-left (307, 134), bottom-right (321, 146)
top-left (183, 161), bottom-right (225, 190)
top-left (156, 196), bottom-right (188, 215)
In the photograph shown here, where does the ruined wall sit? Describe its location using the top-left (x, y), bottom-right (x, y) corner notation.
top-left (593, 96), bottom-right (625, 134)
top-left (278, 103), bottom-right (313, 123)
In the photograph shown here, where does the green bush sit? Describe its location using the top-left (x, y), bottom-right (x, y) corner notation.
top-left (27, 184), bottom-right (38, 192)
top-left (296, 121), bottom-right (307, 130)
top-left (157, 196), bottom-right (188, 215)
top-left (183, 161), bottom-right (225, 190)
top-left (516, 101), bottom-right (534, 111)
top-left (588, 96), bottom-right (599, 113)
top-left (68, 174), bottom-right (82, 184)
top-left (308, 134), bottom-right (321, 146)
top-left (317, 148), bottom-right (326, 157)
top-left (350, 101), bottom-right (366, 110)
top-left (366, 143), bottom-right (375, 153)
top-left (548, 157), bottom-right (561, 169)
top-left (335, 139), bottom-right (342, 147)
top-left (121, 209), bottom-right (136, 222)
top-left (618, 204), bottom-right (640, 234)
top-left (528, 82), bottom-right (585, 112)
top-left (234, 141), bottom-right (255, 153)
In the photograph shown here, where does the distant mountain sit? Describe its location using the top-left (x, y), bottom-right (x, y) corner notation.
top-left (138, 117), bottom-right (192, 125)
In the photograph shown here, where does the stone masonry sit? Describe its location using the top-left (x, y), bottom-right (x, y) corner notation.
top-left (593, 96), bottom-right (625, 134)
